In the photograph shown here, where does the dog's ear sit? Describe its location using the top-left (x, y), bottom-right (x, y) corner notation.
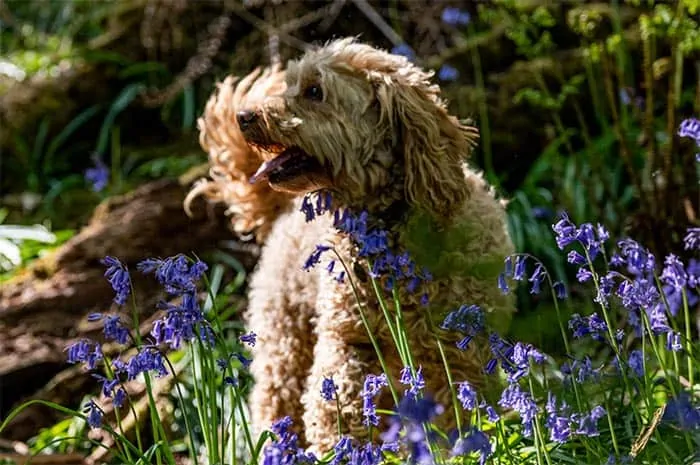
top-left (375, 75), bottom-right (478, 220)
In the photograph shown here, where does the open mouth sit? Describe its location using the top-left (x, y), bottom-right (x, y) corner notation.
top-left (250, 146), bottom-right (323, 184)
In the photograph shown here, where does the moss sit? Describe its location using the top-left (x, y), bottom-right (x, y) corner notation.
top-left (400, 210), bottom-right (505, 281)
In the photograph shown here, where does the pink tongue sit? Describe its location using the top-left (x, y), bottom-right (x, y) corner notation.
top-left (249, 151), bottom-right (294, 183)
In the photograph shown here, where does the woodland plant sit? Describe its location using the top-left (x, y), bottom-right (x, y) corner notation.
top-left (2, 117), bottom-right (700, 465)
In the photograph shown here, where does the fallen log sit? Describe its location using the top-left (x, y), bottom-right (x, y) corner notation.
top-left (0, 176), bottom-right (255, 440)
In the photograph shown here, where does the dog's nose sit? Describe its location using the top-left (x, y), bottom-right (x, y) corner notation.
top-left (236, 110), bottom-right (258, 130)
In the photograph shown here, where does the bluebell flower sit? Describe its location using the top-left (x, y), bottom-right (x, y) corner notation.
top-left (361, 373), bottom-right (388, 426)
top-left (451, 428), bottom-right (491, 465)
top-left (397, 395), bottom-right (443, 424)
top-left (349, 443), bottom-right (382, 465)
top-left (497, 272), bottom-right (509, 294)
top-left (263, 416), bottom-right (317, 465)
top-left (457, 381), bottom-right (478, 410)
top-left (137, 255), bottom-right (208, 296)
top-left (568, 313), bottom-right (608, 342)
top-left (663, 392), bottom-right (700, 430)
top-left (399, 366), bottom-right (425, 398)
top-left (438, 64), bottom-right (459, 81)
top-left (66, 339), bottom-right (103, 370)
top-left (124, 348), bottom-right (168, 380)
top-left (513, 256), bottom-right (526, 280)
top-left (331, 436), bottom-right (354, 465)
top-left (102, 315), bottom-right (130, 345)
top-left (498, 383), bottom-right (539, 437)
top-left (483, 403), bottom-right (500, 422)
top-left (661, 254), bottom-right (687, 290)
top-left (553, 281), bottom-right (567, 299)
top-left (685, 228), bottom-right (700, 250)
top-left (576, 267), bottom-right (593, 283)
top-left (573, 405), bottom-right (606, 436)
top-left (84, 400), bottom-right (103, 429)
top-left (567, 250), bottom-right (586, 265)
top-left (321, 376), bottom-right (338, 401)
top-left (441, 7), bottom-right (471, 26)
top-left (112, 387), bottom-right (127, 408)
top-left (666, 331), bottom-right (682, 352)
top-left (152, 292), bottom-right (207, 349)
top-left (101, 256), bottom-right (131, 305)
top-left (615, 238), bottom-right (655, 276)
top-left (303, 244), bottom-right (332, 271)
top-left (441, 304), bottom-right (484, 337)
top-left (561, 356), bottom-right (601, 384)
top-left (678, 117), bottom-right (700, 145)
top-left (544, 393), bottom-right (571, 443)
top-left (391, 44), bottom-right (416, 61)
top-left (239, 331), bottom-right (256, 347)
top-left (85, 155), bottom-right (109, 192)
top-left (528, 263), bottom-right (545, 294)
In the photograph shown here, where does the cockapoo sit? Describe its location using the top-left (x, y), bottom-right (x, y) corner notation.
top-left (187, 38), bottom-right (515, 453)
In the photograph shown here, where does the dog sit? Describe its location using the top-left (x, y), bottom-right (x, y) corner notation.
top-left (187, 38), bottom-right (515, 453)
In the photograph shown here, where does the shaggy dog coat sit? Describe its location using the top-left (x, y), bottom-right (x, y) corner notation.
top-left (187, 38), bottom-right (515, 453)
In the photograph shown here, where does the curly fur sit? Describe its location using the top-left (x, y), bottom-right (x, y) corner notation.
top-left (187, 38), bottom-right (515, 453)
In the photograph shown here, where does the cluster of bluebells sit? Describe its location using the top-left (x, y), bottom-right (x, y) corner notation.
top-left (262, 417), bottom-right (316, 465)
top-left (498, 253), bottom-right (566, 298)
top-left (301, 192), bottom-right (433, 306)
top-left (66, 254), bottom-right (212, 428)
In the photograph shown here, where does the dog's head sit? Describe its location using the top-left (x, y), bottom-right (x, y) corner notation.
top-left (239, 38), bottom-right (478, 218)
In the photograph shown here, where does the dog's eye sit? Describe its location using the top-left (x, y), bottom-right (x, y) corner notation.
top-left (303, 84), bottom-right (323, 101)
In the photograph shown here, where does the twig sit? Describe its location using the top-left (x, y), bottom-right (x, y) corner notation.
top-left (351, 0), bottom-right (404, 46)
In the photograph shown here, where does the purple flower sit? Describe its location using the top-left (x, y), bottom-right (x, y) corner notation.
top-left (239, 331), bottom-right (257, 347)
top-left (666, 331), bottom-right (682, 352)
top-left (661, 254), bottom-right (688, 290)
top-left (263, 417), bottom-right (317, 465)
top-left (545, 393), bottom-right (571, 443)
top-left (513, 256), bottom-right (526, 280)
top-left (663, 392), bottom-right (700, 430)
top-left (124, 348), bottom-right (168, 380)
top-left (438, 64), bottom-right (459, 81)
top-left (152, 292), bottom-right (207, 349)
top-left (331, 437), bottom-right (354, 465)
top-left (399, 366), bottom-right (425, 398)
top-left (457, 381), bottom-right (478, 410)
top-left (678, 117), bottom-right (700, 144)
top-left (685, 228), bottom-right (700, 250)
top-left (391, 44), bottom-right (416, 61)
top-left (84, 400), bottom-right (103, 429)
top-left (574, 405), bottom-right (606, 436)
top-left (627, 350), bottom-right (645, 378)
top-left (451, 428), bottom-right (491, 465)
top-left (101, 256), bottom-right (131, 305)
top-left (553, 281), bottom-right (567, 299)
top-left (321, 376), bottom-right (338, 401)
top-left (66, 339), bottom-right (103, 370)
top-left (361, 373), bottom-right (388, 426)
top-left (397, 395), bottom-right (443, 424)
top-left (303, 244), bottom-right (331, 271)
top-left (528, 263), bottom-right (546, 294)
top-left (441, 304), bottom-right (484, 336)
top-left (102, 315), bottom-right (130, 345)
top-left (85, 155), bottom-right (109, 192)
top-left (498, 383), bottom-right (539, 437)
top-left (137, 255), bottom-right (207, 296)
top-left (568, 313), bottom-right (608, 342)
top-left (441, 7), bottom-right (471, 26)
top-left (497, 272), bottom-right (509, 294)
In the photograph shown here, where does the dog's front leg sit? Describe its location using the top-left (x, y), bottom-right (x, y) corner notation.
top-left (300, 264), bottom-right (381, 454)
top-left (245, 212), bottom-right (320, 444)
